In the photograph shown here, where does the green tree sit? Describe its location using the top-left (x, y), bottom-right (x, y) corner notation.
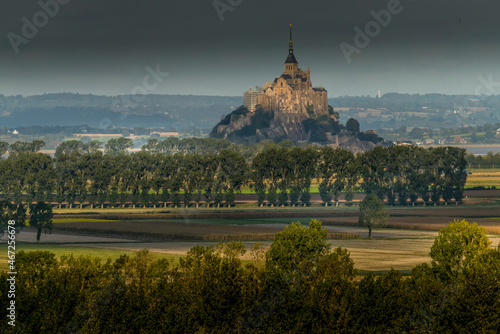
top-left (141, 138), bottom-right (160, 153)
top-left (430, 219), bottom-right (491, 278)
top-left (83, 140), bottom-right (103, 154)
top-left (266, 220), bottom-right (330, 273)
top-left (346, 118), bottom-right (360, 133)
top-left (0, 201), bottom-right (26, 236)
top-left (55, 140), bottom-right (85, 158)
top-left (328, 105), bottom-right (340, 120)
top-left (9, 140), bottom-right (46, 155)
top-left (0, 141), bottom-right (8, 157)
top-left (105, 137), bottom-right (133, 155)
top-left (29, 201), bottom-right (53, 241)
top-left (358, 194), bottom-right (389, 238)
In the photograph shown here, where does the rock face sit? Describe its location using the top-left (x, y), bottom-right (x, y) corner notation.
top-left (209, 106), bottom-right (382, 153)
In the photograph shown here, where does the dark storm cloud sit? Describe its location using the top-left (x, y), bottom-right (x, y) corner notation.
top-left (1, 0), bottom-right (500, 96)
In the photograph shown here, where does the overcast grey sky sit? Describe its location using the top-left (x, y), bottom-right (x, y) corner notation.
top-left (1, 0), bottom-right (500, 97)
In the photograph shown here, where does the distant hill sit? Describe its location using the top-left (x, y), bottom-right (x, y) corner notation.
top-left (0, 93), bottom-right (241, 130)
top-left (1, 92), bottom-right (499, 131)
top-left (329, 93), bottom-right (500, 130)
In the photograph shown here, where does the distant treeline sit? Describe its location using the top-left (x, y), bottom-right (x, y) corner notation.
top-left (466, 151), bottom-right (500, 168)
top-left (330, 93), bottom-right (500, 110)
top-left (1, 219), bottom-right (499, 333)
top-left (0, 93), bottom-right (240, 129)
top-left (0, 140), bottom-right (467, 208)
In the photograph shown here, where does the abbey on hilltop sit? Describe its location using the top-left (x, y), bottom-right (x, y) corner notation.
top-left (211, 26), bottom-right (384, 152)
top-left (244, 25), bottom-right (329, 118)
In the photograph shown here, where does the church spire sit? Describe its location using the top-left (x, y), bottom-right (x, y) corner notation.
top-left (285, 24), bottom-right (298, 64)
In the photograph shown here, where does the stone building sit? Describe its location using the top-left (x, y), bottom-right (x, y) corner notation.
top-left (243, 26), bottom-right (328, 118)
top-left (243, 87), bottom-right (261, 112)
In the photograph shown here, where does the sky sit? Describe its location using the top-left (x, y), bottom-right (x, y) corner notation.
top-left (1, 0), bottom-right (500, 98)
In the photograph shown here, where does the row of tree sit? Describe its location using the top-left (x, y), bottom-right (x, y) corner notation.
top-left (0, 143), bottom-right (467, 208)
top-left (1, 219), bottom-right (499, 333)
top-left (466, 151), bottom-right (500, 168)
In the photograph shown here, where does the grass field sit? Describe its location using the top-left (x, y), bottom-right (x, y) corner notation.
top-left (3, 188), bottom-right (499, 274)
top-left (0, 243), bottom-right (182, 272)
top-left (466, 169), bottom-right (500, 188)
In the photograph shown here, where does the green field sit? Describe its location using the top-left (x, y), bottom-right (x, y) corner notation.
top-left (0, 243), bottom-right (181, 271)
top-left (466, 168), bottom-right (500, 188)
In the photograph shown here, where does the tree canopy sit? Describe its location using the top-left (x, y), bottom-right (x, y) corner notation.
top-left (358, 194), bottom-right (389, 238)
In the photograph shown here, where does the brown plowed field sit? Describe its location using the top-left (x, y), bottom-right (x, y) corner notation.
top-left (322, 216), bottom-right (500, 234)
top-left (54, 220), bottom-right (359, 241)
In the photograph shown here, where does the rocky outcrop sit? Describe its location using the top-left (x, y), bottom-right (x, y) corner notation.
top-left (210, 106), bottom-right (383, 152)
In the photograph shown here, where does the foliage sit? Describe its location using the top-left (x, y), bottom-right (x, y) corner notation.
top-left (431, 219), bottom-right (491, 278)
top-left (266, 220), bottom-right (330, 273)
top-left (0, 220), bottom-right (499, 332)
top-left (29, 201), bottom-right (53, 241)
top-left (0, 142), bottom-right (467, 209)
top-left (0, 201), bottom-right (26, 236)
top-left (105, 137), bottom-right (134, 155)
top-left (358, 194), bottom-right (389, 238)
top-left (346, 118), bottom-right (360, 133)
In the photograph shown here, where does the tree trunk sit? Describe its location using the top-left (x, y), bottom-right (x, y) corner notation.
top-left (59, 204), bottom-right (61, 209)
top-left (368, 227), bottom-right (372, 239)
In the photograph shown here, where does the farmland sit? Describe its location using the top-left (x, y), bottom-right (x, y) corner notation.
top-left (2, 188), bottom-right (499, 274)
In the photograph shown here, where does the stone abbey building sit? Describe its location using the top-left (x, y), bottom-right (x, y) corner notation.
top-left (244, 26), bottom-right (329, 118)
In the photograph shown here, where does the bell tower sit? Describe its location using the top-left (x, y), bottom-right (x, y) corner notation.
top-left (284, 24), bottom-right (298, 76)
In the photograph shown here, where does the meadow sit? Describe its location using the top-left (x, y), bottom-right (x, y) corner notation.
top-left (2, 186), bottom-right (499, 275)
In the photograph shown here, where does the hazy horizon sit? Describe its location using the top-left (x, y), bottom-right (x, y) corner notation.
top-left (2, 0), bottom-right (500, 98)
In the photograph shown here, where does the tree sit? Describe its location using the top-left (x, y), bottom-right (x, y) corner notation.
top-left (408, 127), bottom-right (425, 139)
top-left (0, 201), bottom-right (26, 236)
top-left (29, 201), bottom-right (53, 241)
top-left (266, 220), bottom-right (330, 273)
top-left (358, 194), bottom-right (389, 238)
top-left (105, 137), bottom-right (133, 155)
top-left (83, 140), bottom-right (103, 154)
top-left (9, 140), bottom-right (46, 155)
top-left (346, 118), bottom-right (360, 133)
top-left (328, 105), bottom-right (340, 120)
top-left (142, 138), bottom-right (160, 153)
top-left (430, 219), bottom-right (491, 278)
top-left (55, 140), bottom-right (85, 158)
top-left (0, 141), bottom-right (8, 157)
